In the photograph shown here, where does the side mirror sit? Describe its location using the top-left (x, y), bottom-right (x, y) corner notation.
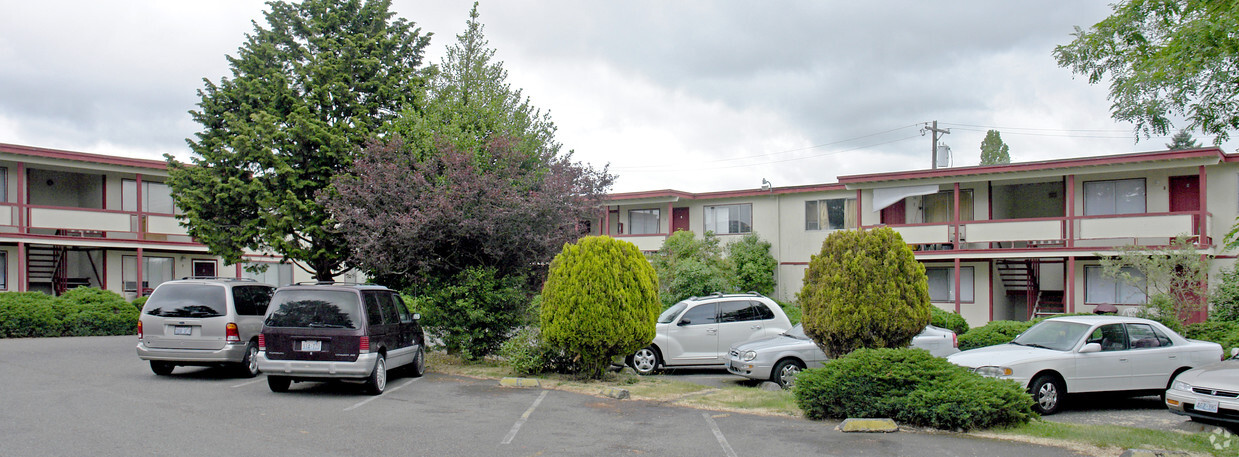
top-left (413, 313), bottom-right (421, 321)
top-left (1079, 342), bottom-right (1102, 353)
top-left (677, 318), bottom-right (691, 326)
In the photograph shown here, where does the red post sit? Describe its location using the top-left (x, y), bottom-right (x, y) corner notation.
top-left (1066, 256), bottom-right (1076, 314)
top-left (954, 257), bottom-right (962, 314)
top-left (136, 247), bottom-right (144, 297)
top-left (1199, 165), bottom-right (1208, 245)
top-left (1066, 175), bottom-right (1075, 248)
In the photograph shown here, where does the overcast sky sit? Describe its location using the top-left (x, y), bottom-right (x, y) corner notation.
top-left (1, 1), bottom-right (1232, 193)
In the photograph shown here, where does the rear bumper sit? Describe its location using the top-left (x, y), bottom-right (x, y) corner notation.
top-left (136, 342), bottom-right (249, 364)
top-left (256, 352), bottom-right (378, 379)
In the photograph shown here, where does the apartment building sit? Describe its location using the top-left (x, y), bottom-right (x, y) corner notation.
top-left (597, 147), bottom-right (1239, 327)
top-left (0, 143), bottom-right (323, 298)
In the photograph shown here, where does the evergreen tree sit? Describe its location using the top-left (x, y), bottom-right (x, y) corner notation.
top-left (979, 129), bottom-right (1011, 165)
top-left (1165, 129), bottom-right (1202, 150)
top-left (168, 0), bottom-right (431, 280)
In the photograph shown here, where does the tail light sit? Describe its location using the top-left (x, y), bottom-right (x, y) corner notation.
top-left (359, 336), bottom-right (370, 353)
top-left (952, 333), bottom-right (958, 348)
top-left (137, 320), bottom-right (143, 340)
top-left (258, 333), bottom-right (266, 350)
top-left (226, 323), bottom-right (240, 343)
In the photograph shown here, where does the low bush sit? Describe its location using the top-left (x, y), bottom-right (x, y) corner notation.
top-left (131, 296), bottom-right (148, 311)
top-left (957, 320), bottom-right (1033, 350)
top-left (498, 326), bottom-right (581, 376)
top-left (0, 292), bottom-right (63, 338)
top-left (1185, 320), bottom-right (1239, 355)
top-left (1211, 268), bottom-right (1239, 323)
top-left (59, 287), bottom-right (138, 336)
top-left (412, 266), bottom-right (530, 360)
top-left (793, 348), bottom-right (1035, 431)
top-left (930, 307), bottom-right (969, 335)
top-left (778, 300), bottom-right (802, 326)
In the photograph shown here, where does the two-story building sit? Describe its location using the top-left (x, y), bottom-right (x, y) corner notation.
top-left (0, 143), bottom-right (323, 298)
top-left (597, 147), bottom-right (1238, 326)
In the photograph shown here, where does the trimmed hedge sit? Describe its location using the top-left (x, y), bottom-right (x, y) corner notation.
top-left (0, 288), bottom-right (138, 338)
top-left (930, 307), bottom-right (969, 335)
top-left (793, 348), bottom-right (1035, 431)
top-left (957, 320), bottom-right (1032, 351)
top-left (1185, 320), bottom-right (1239, 355)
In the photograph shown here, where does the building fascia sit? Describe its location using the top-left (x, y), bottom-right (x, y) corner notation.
top-left (0, 143), bottom-right (170, 174)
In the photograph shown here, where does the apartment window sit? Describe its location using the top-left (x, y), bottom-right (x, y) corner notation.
top-left (1083, 179), bottom-right (1145, 216)
top-left (122, 256), bottom-right (174, 293)
top-left (0, 252), bottom-right (7, 290)
top-left (122, 179), bottom-right (177, 214)
top-left (704, 204), bottom-right (751, 234)
top-left (805, 198), bottom-right (857, 230)
top-left (0, 167), bottom-right (7, 203)
top-left (242, 262), bottom-right (294, 286)
top-left (1085, 266), bottom-right (1146, 304)
top-left (629, 209), bottom-right (661, 235)
top-left (926, 267), bottom-right (974, 302)
top-left (921, 190), bottom-right (974, 223)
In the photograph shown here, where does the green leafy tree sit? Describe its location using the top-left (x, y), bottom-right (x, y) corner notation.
top-left (727, 233), bottom-right (778, 296)
top-left (1165, 129), bottom-right (1203, 150)
top-left (168, 0), bottom-right (431, 280)
top-left (1053, 0), bottom-right (1239, 143)
top-left (1210, 267), bottom-right (1239, 323)
top-left (541, 236), bottom-right (661, 379)
top-left (1099, 235), bottom-right (1211, 326)
top-left (798, 227), bottom-right (931, 358)
top-left (650, 231), bottom-right (735, 306)
top-left (979, 130), bottom-right (1011, 165)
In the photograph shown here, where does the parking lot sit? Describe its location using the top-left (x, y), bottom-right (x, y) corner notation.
top-left (1, 336), bottom-right (1097, 456)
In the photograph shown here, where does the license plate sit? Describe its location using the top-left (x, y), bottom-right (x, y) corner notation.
top-left (174, 326), bottom-right (192, 336)
top-left (1196, 399), bottom-right (1220, 413)
top-left (300, 340), bottom-right (322, 352)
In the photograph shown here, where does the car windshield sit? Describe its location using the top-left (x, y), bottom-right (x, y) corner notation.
top-left (658, 303), bottom-right (687, 324)
top-left (782, 324), bottom-right (808, 340)
top-left (1010, 321), bottom-right (1091, 351)
top-left (143, 284), bottom-right (227, 318)
top-left (264, 290), bottom-right (362, 329)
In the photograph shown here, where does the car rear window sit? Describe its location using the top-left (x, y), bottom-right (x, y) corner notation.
top-left (264, 290), bottom-right (362, 329)
top-left (144, 284), bottom-right (227, 318)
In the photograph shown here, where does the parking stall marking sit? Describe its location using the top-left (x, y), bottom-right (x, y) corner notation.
top-left (343, 379), bottom-right (419, 411)
top-left (230, 377), bottom-right (267, 388)
top-left (702, 412), bottom-right (738, 457)
top-left (501, 389), bottom-right (549, 445)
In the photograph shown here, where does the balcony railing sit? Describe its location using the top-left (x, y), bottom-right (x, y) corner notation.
top-left (881, 211), bottom-right (1211, 251)
top-left (0, 203), bottom-right (193, 243)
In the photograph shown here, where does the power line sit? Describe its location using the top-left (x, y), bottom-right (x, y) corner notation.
top-left (940, 122), bottom-right (1131, 133)
top-left (946, 126), bottom-right (1135, 139)
top-left (617, 134), bottom-right (922, 173)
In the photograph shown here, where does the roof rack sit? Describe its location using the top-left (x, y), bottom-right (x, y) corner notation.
top-left (180, 276), bottom-right (257, 281)
top-left (291, 281), bottom-right (382, 287)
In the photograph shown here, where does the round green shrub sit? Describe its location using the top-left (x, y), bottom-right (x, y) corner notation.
top-left (930, 307), bottom-right (969, 335)
top-left (957, 320), bottom-right (1033, 351)
top-left (411, 266), bottom-right (529, 360)
top-left (727, 233), bottom-right (777, 296)
top-left (1211, 268), bottom-right (1239, 323)
top-left (59, 287), bottom-right (139, 336)
top-left (793, 348), bottom-right (1035, 431)
top-left (0, 292), bottom-right (63, 338)
top-left (798, 227), bottom-right (931, 358)
top-left (131, 296), bottom-right (148, 311)
top-left (1186, 320), bottom-right (1239, 355)
top-left (541, 236), bottom-right (660, 379)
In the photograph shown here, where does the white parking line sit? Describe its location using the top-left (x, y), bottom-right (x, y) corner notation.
top-left (343, 379), bottom-right (418, 411)
top-left (501, 390), bottom-right (548, 445)
top-left (230, 378), bottom-right (267, 388)
top-left (702, 412), bottom-right (738, 457)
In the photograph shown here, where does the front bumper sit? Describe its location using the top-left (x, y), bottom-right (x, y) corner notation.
top-left (1166, 389), bottom-right (1239, 424)
top-left (257, 351), bottom-right (378, 379)
top-left (726, 355), bottom-right (773, 381)
top-left (136, 342), bottom-right (249, 364)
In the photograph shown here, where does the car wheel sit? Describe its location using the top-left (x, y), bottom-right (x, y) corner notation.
top-left (1029, 374), bottom-right (1065, 415)
top-left (772, 359), bottom-right (806, 389)
top-left (409, 345), bottom-right (426, 378)
top-left (365, 355), bottom-right (387, 395)
top-left (267, 375), bottom-right (291, 393)
top-left (630, 347), bottom-right (660, 376)
top-left (237, 342), bottom-right (260, 378)
top-left (150, 361), bottom-right (175, 376)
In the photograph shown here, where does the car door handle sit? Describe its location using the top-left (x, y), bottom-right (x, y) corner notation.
top-left (1119, 358), bottom-right (1128, 362)
top-left (706, 329), bottom-right (717, 335)
top-left (1169, 355), bottom-right (1177, 359)
top-left (750, 325), bottom-right (762, 330)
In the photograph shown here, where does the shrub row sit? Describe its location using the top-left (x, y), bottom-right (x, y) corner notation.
top-left (1185, 320), bottom-right (1239, 355)
top-left (0, 288), bottom-right (139, 338)
top-left (929, 307), bottom-right (969, 335)
top-left (793, 348), bottom-right (1035, 431)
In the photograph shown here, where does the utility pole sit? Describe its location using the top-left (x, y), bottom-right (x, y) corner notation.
top-left (922, 121), bottom-right (950, 169)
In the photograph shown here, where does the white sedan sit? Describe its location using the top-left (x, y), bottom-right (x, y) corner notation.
top-left (948, 315), bottom-right (1222, 414)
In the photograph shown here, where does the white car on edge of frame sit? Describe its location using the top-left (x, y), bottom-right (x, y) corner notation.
top-left (947, 315), bottom-right (1222, 414)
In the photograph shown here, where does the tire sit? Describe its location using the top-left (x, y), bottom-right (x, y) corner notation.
top-left (630, 346), bottom-right (660, 376)
top-left (771, 359), bottom-right (806, 389)
top-left (1029, 374), bottom-right (1065, 415)
top-left (267, 375), bottom-right (291, 393)
top-left (150, 361), bottom-right (175, 376)
top-left (409, 346), bottom-right (425, 378)
top-left (365, 355), bottom-right (387, 395)
top-left (236, 342), bottom-right (260, 378)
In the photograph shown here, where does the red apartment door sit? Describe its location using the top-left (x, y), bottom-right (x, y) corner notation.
top-left (1169, 175), bottom-right (1200, 234)
top-left (671, 207), bottom-right (690, 232)
top-left (881, 200), bottom-right (906, 225)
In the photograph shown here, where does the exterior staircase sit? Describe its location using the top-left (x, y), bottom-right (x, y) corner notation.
top-left (1032, 290), bottom-right (1066, 318)
top-left (26, 244), bottom-right (64, 294)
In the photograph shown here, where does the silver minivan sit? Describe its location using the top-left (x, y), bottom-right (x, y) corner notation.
top-left (136, 277), bottom-right (275, 377)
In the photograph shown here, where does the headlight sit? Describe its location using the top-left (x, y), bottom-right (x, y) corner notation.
top-left (973, 366), bottom-right (1013, 377)
top-left (1172, 381), bottom-right (1194, 392)
top-left (741, 351), bottom-right (757, 362)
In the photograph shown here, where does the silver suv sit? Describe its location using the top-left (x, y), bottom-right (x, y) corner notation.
top-left (628, 292), bottom-right (793, 375)
top-left (136, 277), bottom-right (275, 377)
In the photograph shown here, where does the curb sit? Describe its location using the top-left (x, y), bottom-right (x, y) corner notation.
top-left (499, 377), bottom-right (541, 388)
top-left (1118, 450), bottom-right (1189, 457)
top-left (838, 418), bottom-right (899, 433)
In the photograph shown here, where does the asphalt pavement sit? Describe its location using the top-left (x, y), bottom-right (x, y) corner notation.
top-left (0, 336), bottom-right (1091, 457)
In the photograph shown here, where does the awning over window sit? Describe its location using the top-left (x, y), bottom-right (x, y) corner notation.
top-left (871, 185), bottom-right (940, 211)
